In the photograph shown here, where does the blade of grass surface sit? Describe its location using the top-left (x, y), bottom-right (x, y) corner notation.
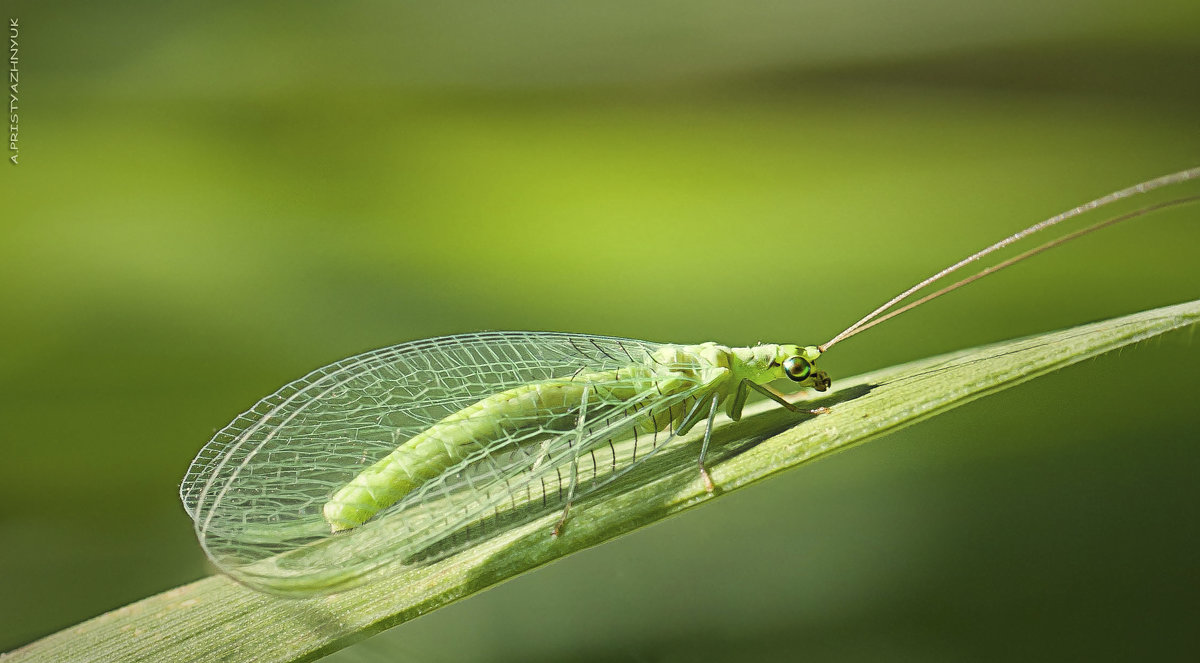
top-left (7, 299), bottom-right (1198, 663)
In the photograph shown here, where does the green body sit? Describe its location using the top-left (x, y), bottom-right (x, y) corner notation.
top-left (323, 342), bottom-right (826, 532)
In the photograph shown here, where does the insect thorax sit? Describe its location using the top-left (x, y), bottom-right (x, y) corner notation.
top-left (650, 342), bottom-right (793, 390)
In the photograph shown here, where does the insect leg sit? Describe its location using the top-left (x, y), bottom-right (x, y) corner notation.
top-left (742, 380), bottom-right (829, 417)
top-left (673, 391), bottom-right (712, 436)
top-left (530, 438), bottom-right (552, 473)
top-left (696, 393), bottom-right (721, 494)
top-left (726, 380), bottom-right (751, 421)
top-left (553, 386), bottom-right (590, 537)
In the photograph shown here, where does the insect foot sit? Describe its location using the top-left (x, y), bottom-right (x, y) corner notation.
top-left (552, 506), bottom-right (572, 538)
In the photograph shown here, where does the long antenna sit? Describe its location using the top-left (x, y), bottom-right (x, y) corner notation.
top-left (818, 167), bottom-right (1200, 353)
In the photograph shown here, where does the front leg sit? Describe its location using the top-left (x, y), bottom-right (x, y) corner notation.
top-left (729, 379), bottom-right (830, 420)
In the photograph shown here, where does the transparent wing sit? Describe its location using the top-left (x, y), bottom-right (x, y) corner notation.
top-left (180, 331), bottom-right (712, 596)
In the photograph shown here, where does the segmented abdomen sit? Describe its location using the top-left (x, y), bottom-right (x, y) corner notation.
top-left (322, 365), bottom-right (689, 532)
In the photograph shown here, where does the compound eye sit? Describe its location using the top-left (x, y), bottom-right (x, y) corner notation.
top-left (782, 356), bottom-right (812, 382)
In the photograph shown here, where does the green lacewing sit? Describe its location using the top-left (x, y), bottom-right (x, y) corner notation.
top-left (181, 167), bottom-right (1200, 596)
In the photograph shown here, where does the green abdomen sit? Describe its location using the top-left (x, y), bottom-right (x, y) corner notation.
top-left (322, 368), bottom-right (668, 532)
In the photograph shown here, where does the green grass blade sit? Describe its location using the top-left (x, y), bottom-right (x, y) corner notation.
top-left (7, 299), bottom-right (1198, 663)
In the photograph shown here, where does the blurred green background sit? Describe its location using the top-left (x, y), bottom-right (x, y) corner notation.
top-left (3, 1), bottom-right (1199, 660)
